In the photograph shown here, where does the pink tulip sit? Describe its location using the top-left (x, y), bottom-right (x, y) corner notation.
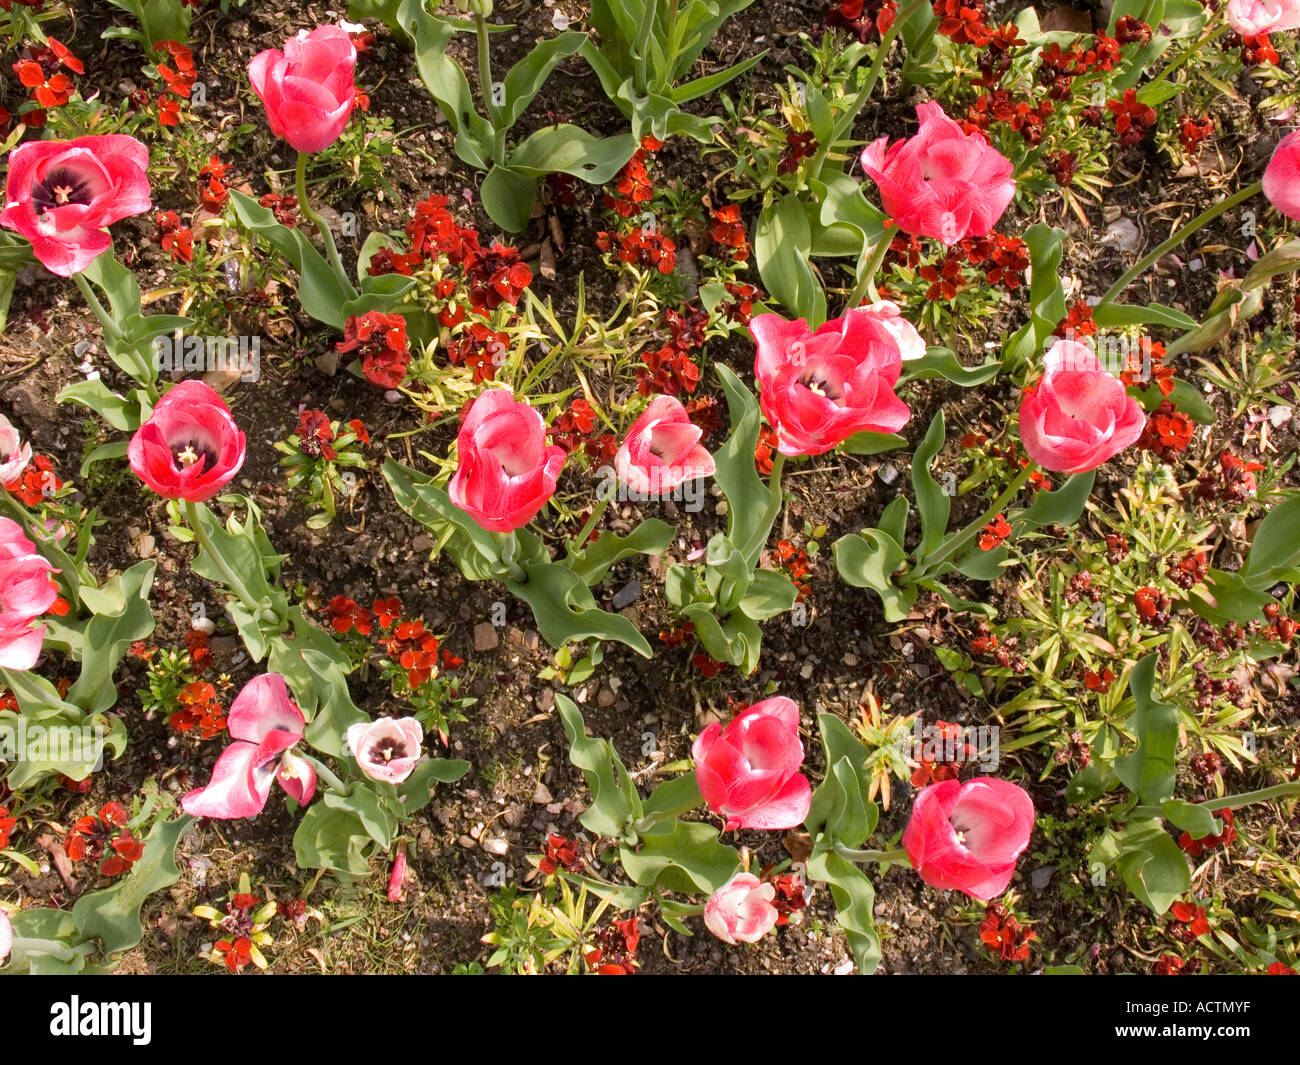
top-left (614, 395), bottom-right (716, 495)
top-left (693, 696), bottom-right (812, 831)
top-left (1019, 340), bottom-right (1145, 474)
top-left (249, 26), bottom-right (357, 154)
top-left (0, 517), bottom-right (57, 671)
top-left (1264, 130), bottom-right (1300, 221)
top-left (387, 849), bottom-right (408, 902)
top-left (0, 134), bottom-right (151, 276)
top-left (182, 674), bottom-right (317, 819)
top-left (448, 389), bottom-right (566, 533)
top-left (750, 302), bottom-right (916, 457)
top-left (1226, 0), bottom-right (1300, 35)
top-left (860, 102), bottom-right (1015, 245)
top-left (0, 909), bottom-right (10, 963)
top-left (704, 872), bottom-right (780, 945)
top-left (902, 777), bottom-right (1035, 901)
top-left (127, 380), bottom-right (247, 502)
top-left (0, 415), bottom-right (31, 487)
top-left (346, 717), bottom-right (424, 785)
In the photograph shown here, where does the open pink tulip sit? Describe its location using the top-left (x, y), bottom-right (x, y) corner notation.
top-left (249, 26), bottom-right (357, 154)
top-left (1226, 0), bottom-right (1300, 35)
top-left (860, 102), bottom-right (1015, 245)
top-left (0, 517), bottom-right (57, 671)
top-left (1264, 130), bottom-right (1300, 222)
top-left (0, 134), bottom-right (151, 276)
top-left (346, 717), bottom-right (424, 785)
top-left (903, 777), bottom-right (1035, 901)
top-left (182, 674), bottom-right (317, 819)
top-left (0, 415), bottom-right (31, 487)
top-left (1019, 340), bottom-right (1145, 474)
top-left (693, 696), bottom-right (812, 831)
top-left (750, 302), bottom-right (915, 457)
top-left (128, 380), bottom-right (246, 502)
top-left (614, 395), bottom-right (716, 495)
top-left (704, 872), bottom-right (780, 945)
top-left (448, 389), bottom-right (566, 533)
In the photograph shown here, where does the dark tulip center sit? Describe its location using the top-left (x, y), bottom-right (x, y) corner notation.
top-left (173, 439), bottom-right (216, 474)
top-left (32, 165), bottom-right (96, 214)
top-left (367, 738), bottom-right (406, 764)
top-left (800, 371), bottom-right (842, 403)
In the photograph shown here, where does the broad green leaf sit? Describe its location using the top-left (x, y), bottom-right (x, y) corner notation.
top-left (911, 410), bottom-right (949, 561)
top-left (556, 694), bottom-right (641, 838)
top-left (1113, 655), bottom-right (1180, 805)
top-left (618, 819), bottom-right (740, 894)
top-left (899, 346), bottom-right (1000, 387)
top-left (756, 192), bottom-right (825, 326)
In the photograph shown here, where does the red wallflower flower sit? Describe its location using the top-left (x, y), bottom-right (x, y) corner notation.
top-left (337, 312), bottom-right (411, 389)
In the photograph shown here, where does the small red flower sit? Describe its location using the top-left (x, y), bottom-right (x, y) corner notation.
top-left (325, 595), bottom-right (372, 636)
top-left (979, 513), bottom-right (1012, 551)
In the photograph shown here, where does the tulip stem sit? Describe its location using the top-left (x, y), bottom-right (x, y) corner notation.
top-left (1132, 781), bottom-right (1300, 821)
top-left (835, 844), bottom-right (910, 866)
top-left (912, 463), bottom-right (1037, 580)
top-left (1096, 180), bottom-right (1262, 309)
top-left (72, 271), bottom-right (126, 344)
top-left (301, 754), bottom-right (349, 796)
top-left (182, 499), bottom-right (261, 612)
top-left (294, 151), bottom-right (354, 297)
top-left (843, 233), bottom-right (892, 313)
top-left (474, 14), bottom-right (504, 162)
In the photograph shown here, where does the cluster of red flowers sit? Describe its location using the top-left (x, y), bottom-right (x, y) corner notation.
top-left (979, 902), bottom-right (1036, 963)
top-left (777, 130), bottom-right (818, 176)
top-left (970, 623), bottom-right (1026, 671)
top-left (155, 210), bottom-right (194, 263)
top-left (637, 306), bottom-right (706, 397)
top-left (774, 539), bottom-right (813, 601)
top-left (1179, 808), bottom-right (1236, 857)
top-left (1155, 953), bottom-right (1201, 975)
top-left (198, 156), bottom-right (230, 211)
top-left (1107, 89), bottom-right (1158, 147)
top-left (1168, 548), bottom-right (1207, 590)
top-left (1177, 114), bottom-right (1214, 154)
top-left (910, 720), bottom-right (972, 787)
top-left (186, 628), bottom-right (213, 672)
top-left (1082, 666), bottom-right (1114, 694)
top-left (585, 917), bottom-right (640, 975)
top-left (604, 138), bottom-right (658, 217)
top-left (0, 804), bottom-right (15, 849)
top-left (258, 191), bottom-right (298, 226)
top-left (718, 281), bottom-right (765, 326)
top-left (1261, 602), bottom-right (1298, 645)
top-left (598, 223), bottom-right (679, 275)
top-left (370, 194), bottom-right (533, 324)
top-left (916, 233), bottom-right (1029, 301)
top-left (1045, 150), bottom-right (1077, 188)
top-left (444, 321), bottom-right (507, 383)
top-left (539, 833), bottom-right (584, 875)
top-left (169, 680), bottom-right (227, 739)
top-left (963, 91), bottom-right (1053, 146)
top-left (826, 0), bottom-right (898, 43)
top-left (755, 424), bottom-right (780, 475)
top-left (764, 867), bottom-right (807, 925)
top-left (657, 619), bottom-right (697, 648)
top-left (337, 311), bottom-right (411, 389)
top-left (4, 453), bottom-right (61, 505)
top-left (709, 204), bottom-right (750, 264)
top-left (152, 40), bottom-right (196, 127)
top-left (1197, 451), bottom-right (1264, 503)
top-left (1118, 338), bottom-right (1174, 396)
top-left (212, 890), bottom-right (265, 973)
top-left (1134, 585), bottom-right (1171, 625)
top-left (979, 513), bottom-right (1012, 551)
top-left (692, 651), bottom-right (729, 677)
top-left (295, 410), bottom-right (338, 460)
top-left (549, 398), bottom-right (618, 465)
top-left (1137, 400), bottom-right (1195, 462)
top-left (1168, 899), bottom-right (1210, 940)
top-left (1237, 33), bottom-right (1279, 66)
top-left (6, 37), bottom-right (82, 130)
top-left (324, 595), bottom-right (463, 686)
top-left (64, 801), bottom-right (145, 877)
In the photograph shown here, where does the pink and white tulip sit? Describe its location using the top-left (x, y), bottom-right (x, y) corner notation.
top-left (614, 395), bottom-right (715, 496)
top-left (346, 717), bottom-right (424, 785)
top-left (902, 777), bottom-right (1035, 901)
top-left (704, 872), bottom-right (780, 945)
top-left (1019, 340), bottom-right (1145, 474)
top-left (448, 389), bottom-right (566, 533)
top-left (249, 26), bottom-right (358, 154)
top-left (1264, 129), bottom-right (1300, 222)
top-left (692, 696), bottom-right (812, 832)
top-left (1225, 0), bottom-right (1300, 36)
top-left (0, 415), bottom-right (31, 488)
top-left (182, 674), bottom-right (317, 819)
top-left (0, 517), bottom-right (57, 671)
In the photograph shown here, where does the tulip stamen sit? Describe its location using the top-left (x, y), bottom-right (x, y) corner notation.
top-left (368, 738), bottom-right (406, 764)
top-left (31, 167), bottom-right (96, 213)
top-left (172, 439), bottom-right (217, 473)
